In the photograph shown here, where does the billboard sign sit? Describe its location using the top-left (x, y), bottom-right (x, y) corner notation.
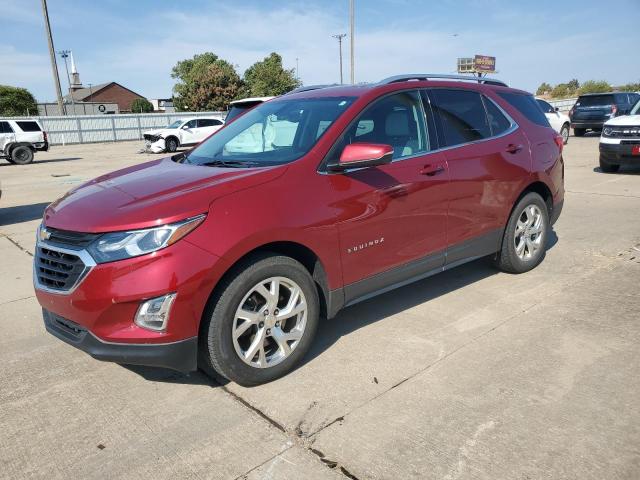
top-left (474, 55), bottom-right (496, 73)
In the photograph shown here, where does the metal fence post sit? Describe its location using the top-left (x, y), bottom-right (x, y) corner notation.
top-left (136, 114), bottom-right (142, 139)
top-left (111, 116), bottom-right (117, 142)
top-left (76, 116), bottom-right (83, 144)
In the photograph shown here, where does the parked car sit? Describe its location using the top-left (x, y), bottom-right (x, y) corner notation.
top-left (35, 74), bottom-right (564, 386)
top-left (225, 97), bottom-right (274, 124)
top-left (536, 98), bottom-right (570, 144)
top-left (599, 98), bottom-right (640, 172)
top-left (143, 117), bottom-right (224, 153)
top-left (569, 92), bottom-right (640, 137)
top-left (0, 119), bottom-right (48, 164)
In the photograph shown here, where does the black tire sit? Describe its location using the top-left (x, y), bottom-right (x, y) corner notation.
top-left (11, 146), bottom-right (34, 165)
top-left (599, 155), bottom-right (620, 173)
top-left (573, 128), bottom-right (585, 137)
top-left (165, 137), bottom-right (178, 153)
top-left (493, 192), bottom-right (549, 274)
top-left (199, 254), bottom-right (320, 386)
top-left (560, 124), bottom-right (570, 145)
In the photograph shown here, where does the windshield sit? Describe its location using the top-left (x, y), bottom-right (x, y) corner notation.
top-left (631, 99), bottom-right (640, 115)
top-left (185, 96), bottom-right (355, 167)
top-left (166, 120), bottom-right (183, 129)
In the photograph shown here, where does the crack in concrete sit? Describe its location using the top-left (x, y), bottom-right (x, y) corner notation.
top-left (3, 235), bottom-right (33, 257)
top-left (566, 189), bottom-right (640, 199)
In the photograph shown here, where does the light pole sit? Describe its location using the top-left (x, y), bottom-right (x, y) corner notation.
top-left (332, 33), bottom-right (347, 84)
top-left (41, 0), bottom-right (65, 115)
top-left (58, 50), bottom-right (75, 108)
top-left (295, 57), bottom-right (299, 82)
top-left (349, 0), bottom-right (355, 84)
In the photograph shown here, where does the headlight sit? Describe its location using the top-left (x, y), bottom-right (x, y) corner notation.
top-left (87, 215), bottom-right (205, 263)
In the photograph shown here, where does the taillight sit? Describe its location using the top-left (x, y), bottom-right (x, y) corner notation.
top-left (554, 133), bottom-right (564, 153)
top-left (569, 107), bottom-right (575, 118)
top-left (611, 105), bottom-right (618, 116)
top-left (43, 131), bottom-right (48, 142)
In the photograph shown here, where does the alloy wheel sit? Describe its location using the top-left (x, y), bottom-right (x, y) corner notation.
top-left (232, 276), bottom-right (307, 368)
top-left (514, 204), bottom-right (544, 261)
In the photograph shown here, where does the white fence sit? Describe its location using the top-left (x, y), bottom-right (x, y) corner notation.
top-left (547, 98), bottom-right (577, 113)
top-left (0, 111), bottom-right (226, 146)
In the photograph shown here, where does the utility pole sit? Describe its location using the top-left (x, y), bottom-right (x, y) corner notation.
top-left (41, 0), bottom-right (65, 115)
top-left (58, 50), bottom-right (75, 106)
top-left (332, 34), bottom-right (347, 84)
top-left (349, 0), bottom-right (355, 84)
top-left (295, 57), bottom-right (299, 82)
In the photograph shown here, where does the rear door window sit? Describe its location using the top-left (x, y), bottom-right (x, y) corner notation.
top-left (197, 119), bottom-right (219, 128)
top-left (498, 92), bottom-right (550, 127)
top-left (430, 89), bottom-right (491, 146)
top-left (16, 121), bottom-right (41, 132)
top-left (0, 121), bottom-right (15, 133)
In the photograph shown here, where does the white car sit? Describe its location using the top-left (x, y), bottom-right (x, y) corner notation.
top-left (599, 98), bottom-right (640, 173)
top-left (536, 99), bottom-right (571, 144)
top-left (143, 117), bottom-right (224, 153)
top-left (0, 119), bottom-right (49, 165)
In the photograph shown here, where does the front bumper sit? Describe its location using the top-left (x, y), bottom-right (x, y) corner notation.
top-left (144, 137), bottom-right (166, 153)
top-left (44, 309), bottom-right (197, 371)
top-left (599, 142), bottom-right (640, 165)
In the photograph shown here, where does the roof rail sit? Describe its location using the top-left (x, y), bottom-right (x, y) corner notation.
top-left (284, 84), bottom-right (339, 95)
top-left (378, 74), bottom-right (508, 88)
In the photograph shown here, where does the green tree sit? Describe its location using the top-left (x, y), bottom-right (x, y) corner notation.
top-left (130, 98), bottom-right (153, 113)
top-left (577, 80), bottom-right (612, 95)
top-left (536, 82), bottom-right (552, 96)
top-left (618, 81), bottom-right (640, 92)
top-left (242, 52), bottom-right (301, 97)
top-left (0, 85), bottom-right (38, 116)
top-left (551, 83), bottom-right (570, 99)
top-left (171, 52), bottom-right (243, 111)
top-left (567, 78), bottom-right (580, 93)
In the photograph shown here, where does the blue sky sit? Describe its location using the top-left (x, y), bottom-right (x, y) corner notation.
top-left (1, 0), bottom-right (639, 102)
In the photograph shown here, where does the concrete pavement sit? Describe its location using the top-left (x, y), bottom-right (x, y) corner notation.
top-left (0, 137), bottom-right (638, 479)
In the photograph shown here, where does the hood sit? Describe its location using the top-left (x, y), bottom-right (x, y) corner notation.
top-left (143, 128), bottom-right (168, 137)
top-left (604, 114), bottom-right (640, 127)
top-left (44, 158), bottom-right (285, 233)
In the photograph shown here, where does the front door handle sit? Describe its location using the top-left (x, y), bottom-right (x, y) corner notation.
top-left (506, 144), bottom-right (523, 154)
top-left (420, 164), bottom-right (445, 176)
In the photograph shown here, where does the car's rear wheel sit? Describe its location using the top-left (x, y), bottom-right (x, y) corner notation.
top-left (199, 254), bottom-right (319, 386)
top-left (165, 137), bottom-right (178, 153)
top-left (11, 146), bottom-right (34, 165)
top-left (493, 192), bottom-right (549, 274)
top-left (573, 128), bottom-right (585, 137)
top-left (599, 155), bottom-right (620, 173)
top-left (560, 124), bottom-right (570, 144)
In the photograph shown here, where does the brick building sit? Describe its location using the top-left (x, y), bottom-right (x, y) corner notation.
top-left (64, 82), bottom-right (147, 113)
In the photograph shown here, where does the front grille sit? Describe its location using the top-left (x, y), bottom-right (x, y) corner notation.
top-left (35, 246), bottom-right (87, 292)
top-left (606, 127), bottom-right (640, 138)
top-left (45, 227), bottom-right (100, 248)
top-left (144, 134), bottom-right (160, 142)
top-left (43, 309), bottom-right (87, 342)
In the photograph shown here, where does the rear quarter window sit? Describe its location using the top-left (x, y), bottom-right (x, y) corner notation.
top-left (16, 121), bottom-right (41, 132)
top-left (498, 92), bottom-right (550, 128)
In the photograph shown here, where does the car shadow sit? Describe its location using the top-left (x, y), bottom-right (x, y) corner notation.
top-left (123, 227), bottom-right (560, 386)
top-left (0, 157), bottom-right (82, 167)
top-left (0, 202), bottom-right (50, 226)
top-left (593, 166), bottom-right (640, 175)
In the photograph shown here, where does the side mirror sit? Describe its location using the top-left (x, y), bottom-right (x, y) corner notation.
top-left (329, 143), bottom-right (394, 172)
top-left (181, 124), bottom-right (190, 130)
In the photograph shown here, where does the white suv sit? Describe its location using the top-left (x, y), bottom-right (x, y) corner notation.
top-left (143, 117), bottom-right (224, 153)
top-left (536, 99), bottom-right (571, 144)
top-left (0, 119), bottom-right (48, 165)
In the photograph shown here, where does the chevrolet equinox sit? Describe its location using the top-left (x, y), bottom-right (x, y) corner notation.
top-left (35, 74), bottom-right (565, 386)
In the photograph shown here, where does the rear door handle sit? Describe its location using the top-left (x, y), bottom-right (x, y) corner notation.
top-left (420, 164), bottom-right (445, 176)
top-left (506, 144), bottom-right (523, 154)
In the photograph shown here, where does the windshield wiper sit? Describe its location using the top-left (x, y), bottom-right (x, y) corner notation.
top-left (199, 159), bottom-right (260, 168)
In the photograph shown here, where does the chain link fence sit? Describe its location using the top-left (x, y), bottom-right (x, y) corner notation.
top-left (0, 111), bottom-right (226, 146)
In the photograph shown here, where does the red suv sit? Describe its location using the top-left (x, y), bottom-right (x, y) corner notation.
top-left (35, 74), bottom-right (564, 386)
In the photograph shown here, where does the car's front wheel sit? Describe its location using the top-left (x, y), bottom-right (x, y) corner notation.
top-left (199, 254), bottom-right (319, 386)
top-left (165, 137), bottom-right (178, 153)
top-left (493, 192), bottom-right (549, 274)
top-left (560, 124), bottom-right (570, 144)
top-left (11, 146), bottom-right (34, 165)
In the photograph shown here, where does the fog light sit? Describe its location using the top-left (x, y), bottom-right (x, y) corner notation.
top-left (134, 293), bottom-right (176, 332)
